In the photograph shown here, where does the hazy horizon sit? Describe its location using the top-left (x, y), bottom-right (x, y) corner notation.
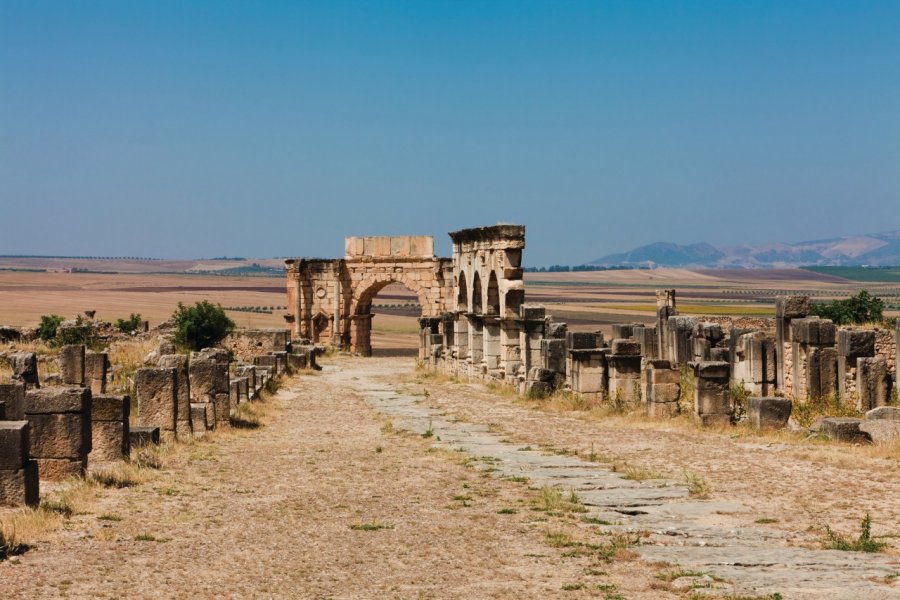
top-left (2, 2), bottom-right (898, 264)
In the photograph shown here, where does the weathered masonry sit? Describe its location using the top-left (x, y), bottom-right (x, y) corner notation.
top-left (285, 225), bottom-right (526, 357)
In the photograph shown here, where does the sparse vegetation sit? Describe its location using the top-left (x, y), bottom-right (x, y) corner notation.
top-left (792, 391), bottom-right (861, 428)
top-left (37, 314), bottom-right (64, 341)
top-left (533, 486), bottom-right (587, 514)
top-left (91, 463), bottom-right (145, 488)
top-left (823, 513), bottom-right (886, 553)
top-left (730, 381), bottom-right (750, 424)
top-left (172, 300), bottom-right (235, 351)
top-left (115, 312), bottom-right (143, 333)
top-left (808, 289), bottom-right (885, 325)
top-left (683, 469), bottom-right (712, 498)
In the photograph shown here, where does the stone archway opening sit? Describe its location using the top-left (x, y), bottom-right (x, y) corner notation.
top-left (356, 280), bottom-right (424, 357)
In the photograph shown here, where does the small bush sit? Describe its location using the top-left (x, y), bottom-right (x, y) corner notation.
top-left (823, 513), bottom-right (886, 553)
top-left (37, 315), bottom-right (63, 341)
top-left (115, 313), bottom-right (143, 334)
top-left (792, 392), bottom-right (861, 428)
top-left (730, 381), bottom-right (750, 424)
top-left (808, 289), bottom-right (884, 325)
top-left (172, 301), bottom-right (234, 351)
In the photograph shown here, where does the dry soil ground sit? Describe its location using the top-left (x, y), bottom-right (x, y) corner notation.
top-left (3, 356), bottom-right (898, 599)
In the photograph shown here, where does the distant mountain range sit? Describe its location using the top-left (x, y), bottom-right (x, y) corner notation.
top-left (590, 230), bottom-right (900, 268)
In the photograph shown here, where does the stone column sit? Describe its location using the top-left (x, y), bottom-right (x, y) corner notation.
top-left (607, 339), bottom-right (642, 403)
top-left (454, 313), bottom-right (469, 361)
top-left (84, 351), bottom-right (109, 395)
top-left (775, 295), bottom-right (810, 395)
top-left (837, 329), bottom-right (875, 401)
top-left (518, 304), bottom-right (547, 379)
top-left (790, 317), bottom-right (836, 400)
top-left (692, 361), bottom-right (731, 427)
top-left (468, 315), bottom-right (484, 376)
top-left (667, 316), bottom-right (697, 366)
top-left (24, 386), bottom-right (92, 480)
top-left (482, 316), bottom-right (502, 372)
top-left (332, 276), bottom-right (342, 349)
top-left (500, 318), bottom-right (522, 378)
top-left (655, 289), bottom-right (677, 361)
top-left (59, 345), bottom-right (86, 386)
top-left (645, 360), bottom-right (680, 417)
top-left (857, 356), bottom-right (888, 411)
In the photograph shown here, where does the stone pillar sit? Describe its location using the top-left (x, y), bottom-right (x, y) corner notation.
top-left (667, 316), bottom-right (697, 365)
top-left (0, 383), bottom-right (26, 420)
top-left (692, 361), bottom-right (731, 427)
top-left (607, 339), bottom-right (642, 403)
top-left (633, 326), bottom-right (658, 360)
top-left (332, 276), bottom-right (342, 349)
top-left (454, 313), bottom-right (469, 361)
top-left (158, 354), bottom-right (192, 440)
top-left (790, 317), bottom-right (836, 399)
top-left (747, 397), bottom-right (792, 430)
top-left (775, 295), bottom-right (810, 394)
top-left (84, 351), bottom-right (109, 395)
top-left (24, 386), bottom-right (92, 479)
top-left (11, 352), bottom-right (39, 389)
top-left (91, 395), bottom-right (130, 461)
top-left (500, 318), bottom-right (522, 378)
top-left (353, 314), bottom-right (374, 357)
top-left (0, 421), bottom-right (39, 507)
top-left (568, 349), bottom-right (607, 398)
top-left (541, 338), bottom-right (567, 379)
top-left (467, 315), bottom-right (484, 374)
top-left (857, 356), bottom-right (889, 411)
top-left (135, 367), bottom-right (177, 434)
top-left (59, 344), bottom-right (86, 386)
top-left (645, 360), bottom-right (680, 417)
top-left (837, 329), bottom-right (875, 401)
top-left (482, 316), bottom-right (502, 372)
top-left (732, 331), bottom-right (777, 396)
top-left (655, 289), bottom-right (677, 361)
top-left (518, 304), bottom-right (547, 384)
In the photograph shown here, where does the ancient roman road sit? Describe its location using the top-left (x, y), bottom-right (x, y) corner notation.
top-left (2, 356), bottom-right (898, 598)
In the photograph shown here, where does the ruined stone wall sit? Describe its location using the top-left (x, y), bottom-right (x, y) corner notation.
top-left (874, 327), bottom-right (896, 375)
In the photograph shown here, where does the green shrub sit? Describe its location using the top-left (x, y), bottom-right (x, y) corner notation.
top-left (824, 513), bottom-right (887, 553)
top-left (115, 313), bottom-right (143, 334)
top-left (37, 315), bottom-right (63, 341)
top-left (172, 301), bottom-right (234, 351)
top-left (808, 289), bottom-right (885, 325)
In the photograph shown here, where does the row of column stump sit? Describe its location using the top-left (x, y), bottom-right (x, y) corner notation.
top-left (0, 340), bottom-right (320, 508)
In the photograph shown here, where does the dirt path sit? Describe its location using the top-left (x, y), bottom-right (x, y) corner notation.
top-left (1, 358), bottom-right (673, 599)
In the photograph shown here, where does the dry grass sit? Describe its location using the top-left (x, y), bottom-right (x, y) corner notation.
top-left (533, 485), bottom-right (588, 515)
top-left (90, 462), bottom-right (146, 488)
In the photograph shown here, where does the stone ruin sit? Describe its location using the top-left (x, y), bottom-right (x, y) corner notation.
top-left (0, 328), bottom-right (311, 507)
top-left (301, 226), bottom-right (897, 441)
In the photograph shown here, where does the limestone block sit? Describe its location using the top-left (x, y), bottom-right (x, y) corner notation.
top-left (92, 394), bottom-right (130, 422)
top-left (747, 397), bottom-right (792, 430)
top-left (37, 457), bottom-right (87, 480)
top-left (838, 329), bottom-right (875, 359)
top-left (519, 303), bottom-right (546, 320)
top-left (0, 383), bottom-right (26, 420)
top-left (135, 367), bottom-right (177, 432)
top-left (229, 380), bottom-right (241, 409)
top-left (0, 461), bottom-right (39, 507)
top-left (611, 339), bottom-right (641, 356)
top-left (25, 386), bottom-right (91, 414)
top-left (697, 414), bottom-right (732, 427)
top-left (28, 414), bottom-right (90, 458)
top-left (130, 426), bottom-right (160, 448)
top-left (84, 351), bottom-right (108, 394)
top-left (254, 354), bottom-right (278, 375)
top-left (775, 296), bottom-right (811, 318)
top-left (287, 353), bottom-right (307, 370)
top-left (709, 347), bottom-right (730, 362)
top-left (0, 421), bottom-right (29, 470)
top-left (189, 358), bottom-right (217, 400)
top-left (91, 421), bottom-right (129, 461)
top-left (820, 417), bottom-right (869, 443)
top-left (611, 324), bottom-right (637, 340)
top-left (859, 421), bottom-right (900, 444)
top-left (565, 331), bottom-right (602, 351)
top-left (10, 352), bottom-right (39, 388)
top-left (190, 403), bottom-right (208, 438)
top-left (59, 344), bottom-right (85, 386)
top-left (214, 392), bottom-right (231, 424)
top-left (856, 356), bottom-right (888, 411)
top-left (865, 406), bottom-right (900, 420)
top-left (546, 322), bottom-right (567, 339)
top-left (158, 354), bottom-right (191, 425)
top-left (205, 402), bottom-right (216, 431)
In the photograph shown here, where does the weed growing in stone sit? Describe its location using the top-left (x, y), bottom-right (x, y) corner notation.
top-left (683, 469), bottom-right (712, 498)
top-left (823, 513), bottom-right (886, 553)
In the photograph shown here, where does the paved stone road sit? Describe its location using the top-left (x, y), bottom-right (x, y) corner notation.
top-left (331, 360), bottom-right (900, 599)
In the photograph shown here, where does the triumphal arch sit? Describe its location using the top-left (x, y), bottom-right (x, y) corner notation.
top-left (285, 225), bottom-right (526, 361)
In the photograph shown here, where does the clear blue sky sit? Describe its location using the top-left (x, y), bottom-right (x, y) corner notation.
top-left (1, 1), bottom-right (898, 265)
